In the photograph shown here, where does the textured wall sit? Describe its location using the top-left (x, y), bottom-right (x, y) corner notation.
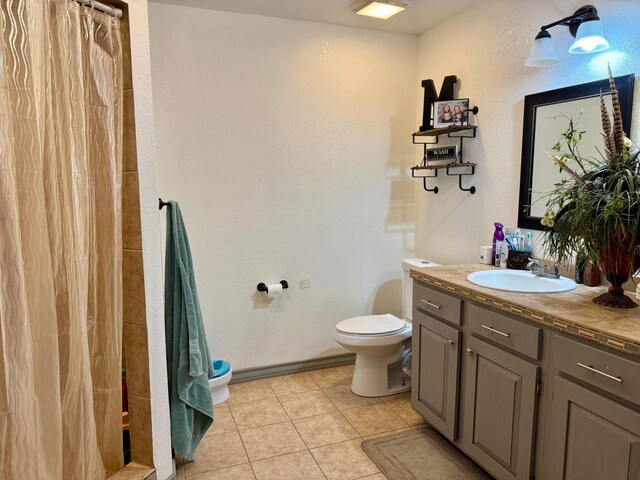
top-left (126, 0), bottom-right (173, 478)
top-left (148, 5), bottom-right (418, 370)
top-left (414, 0), bottom-right (640, 265)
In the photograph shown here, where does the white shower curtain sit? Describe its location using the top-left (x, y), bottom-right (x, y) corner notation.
top-left (0, 0), bottom-right (123, 478)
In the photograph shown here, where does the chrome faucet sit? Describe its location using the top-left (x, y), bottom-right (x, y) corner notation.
top-left (527, 259), bottom-right (560, 279)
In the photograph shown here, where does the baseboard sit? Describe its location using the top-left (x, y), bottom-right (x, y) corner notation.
top-left (230, 353), bottom-right (356, 384)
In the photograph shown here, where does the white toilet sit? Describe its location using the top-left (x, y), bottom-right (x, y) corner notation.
top-left (335, 258), bottom-right (438, 397)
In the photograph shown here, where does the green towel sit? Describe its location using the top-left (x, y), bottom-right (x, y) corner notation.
top-left (164, 201), bottom-right (215, 460)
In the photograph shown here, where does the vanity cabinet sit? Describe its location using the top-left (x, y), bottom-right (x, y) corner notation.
top-left (462, 336), bottom-right (539, 480)
top-left (545, 334), bottom-right (640, 480)
top-left (412, 284), bottom-right (541, 480)
top-left (411, 280), bottom-right (640, 480)
top-left (411, 309), bottom-right (460, 441)
top-left (546, 376), bottom-right (640, 480)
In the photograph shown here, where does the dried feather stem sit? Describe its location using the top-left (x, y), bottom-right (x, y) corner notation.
top-left (600, 92), bottom-right (615, 163)
top-left (608, 65), bottom-right (626, 155)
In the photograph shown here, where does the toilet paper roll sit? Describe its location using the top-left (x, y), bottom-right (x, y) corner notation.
top-left (267, 283), bottom-right (283, 298)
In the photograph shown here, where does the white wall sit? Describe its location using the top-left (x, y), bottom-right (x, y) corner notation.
top-left (414, 0), bottom-right (640, 265)
top-left (149, 5), bottom-right (418, 370)
top-left (127, 1), bottom-right (172, 478)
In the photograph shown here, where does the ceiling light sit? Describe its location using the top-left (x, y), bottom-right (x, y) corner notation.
top-left (525, 5), bottom-right (609, 67)
top-left (351, 0), bottom-right (411, 20)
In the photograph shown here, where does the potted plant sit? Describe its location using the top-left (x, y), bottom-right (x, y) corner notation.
top-left (540, 69), bottom-right (640, 308)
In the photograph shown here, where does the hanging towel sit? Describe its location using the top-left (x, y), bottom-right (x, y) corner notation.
top-left (164, 201), bottom-right (215, 460)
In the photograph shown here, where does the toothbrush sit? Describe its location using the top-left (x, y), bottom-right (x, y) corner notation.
top-left (514, 229), bottom-right (522, 251)
top-left (526, 232), bottom-right (532, 253)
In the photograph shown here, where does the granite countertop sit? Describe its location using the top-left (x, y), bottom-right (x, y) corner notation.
top-left (411, 264), bottom-right (640, 357)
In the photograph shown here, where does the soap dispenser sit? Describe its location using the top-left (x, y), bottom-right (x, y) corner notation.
top-left (492, 223), bottom-right (504, 266)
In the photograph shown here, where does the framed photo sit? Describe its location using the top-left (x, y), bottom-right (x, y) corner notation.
top-left (434, 98), bottom-right (470, 128)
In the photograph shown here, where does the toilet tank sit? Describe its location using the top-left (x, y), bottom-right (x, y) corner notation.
top-left (402, 258), bottom-right (440, 320)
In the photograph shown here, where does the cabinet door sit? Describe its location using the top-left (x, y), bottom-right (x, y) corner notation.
top-left (462, 336), bottom-right (539, 480)
top-left (411, 310), bottom-right (461, 441)
top-left (547, 376), bottom-right (640, 480)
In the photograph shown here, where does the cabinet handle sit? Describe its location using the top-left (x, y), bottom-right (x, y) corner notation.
top-left (481, 324), bottom-right (510, 338)
top-left (576, 363), bottom-right (623, 383)
top-left (448, 339), bottom-right (455, 345)
top-left (420, 299), bottom-right (441, 310)
top-left (466, 348), bottom-right (474, 355)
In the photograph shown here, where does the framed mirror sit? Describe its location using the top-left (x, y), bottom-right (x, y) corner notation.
top-left (517, 74), bottom-right (635, 230)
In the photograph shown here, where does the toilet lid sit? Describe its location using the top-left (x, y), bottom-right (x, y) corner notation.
top-left (336, 314), bottom-right (407, 336)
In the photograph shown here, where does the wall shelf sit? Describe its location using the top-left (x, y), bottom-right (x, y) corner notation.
top-left (412, 125), bottom-right (477, 144)
top-left (411, 120), bottom-right (478, 194)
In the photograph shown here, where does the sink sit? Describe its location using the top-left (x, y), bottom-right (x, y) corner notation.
top-left (467, 269), bottom-right (577, 293)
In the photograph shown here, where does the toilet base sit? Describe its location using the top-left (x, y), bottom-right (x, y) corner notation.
top-left (350, 346), bottom-right (411, 397)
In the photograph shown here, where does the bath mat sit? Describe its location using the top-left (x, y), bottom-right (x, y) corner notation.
top-left (361, 425), bottom-right (493, 480)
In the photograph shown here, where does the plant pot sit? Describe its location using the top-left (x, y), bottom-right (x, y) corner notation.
top-left (594, 236), bottom-right (640, 308)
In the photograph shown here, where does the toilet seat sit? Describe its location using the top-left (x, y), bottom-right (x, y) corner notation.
top-left (336, 314), bottom-right (407, 336)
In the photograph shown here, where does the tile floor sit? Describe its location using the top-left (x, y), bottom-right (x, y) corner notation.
top-left (175, 364), bottom-right (425, 480)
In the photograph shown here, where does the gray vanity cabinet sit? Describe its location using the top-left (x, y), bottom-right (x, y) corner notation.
top-left (545, 334), bottom-right (640, 479)
top-left (462, 335), bottom-right (539, 480)
top-left (412, 279), bottom-right (640, 480)
top-left (411, 309), bottom-right (461, 441)
top-left (546, 376), bottom-right (640, 480)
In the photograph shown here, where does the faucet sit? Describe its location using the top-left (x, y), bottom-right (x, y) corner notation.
top-left (527, 259), bottom-right (560, 279)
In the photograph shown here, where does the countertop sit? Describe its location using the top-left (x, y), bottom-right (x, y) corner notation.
top-left (411, 264), bottom-right (640, 357)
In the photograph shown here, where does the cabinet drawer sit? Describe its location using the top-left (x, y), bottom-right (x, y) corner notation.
top-left (467, 304), bottom-right (542, 360)
top-left (414, 283), bottom-right (462, 325)
top-left (554, 335), bottom-right (640, 407)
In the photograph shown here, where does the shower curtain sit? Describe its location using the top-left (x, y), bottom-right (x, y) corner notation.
top-left (0, 0), bottom-right (123, 478)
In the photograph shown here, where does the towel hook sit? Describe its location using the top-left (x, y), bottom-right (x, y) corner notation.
top-left (159, 198), bottom-right (170, 210)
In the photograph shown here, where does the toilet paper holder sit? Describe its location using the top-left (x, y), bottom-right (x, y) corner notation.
top-left (257, 281), bottom-right (289, 293)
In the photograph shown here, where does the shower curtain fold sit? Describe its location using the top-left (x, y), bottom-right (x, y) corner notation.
top-left (0, 1), bottom-right (124, 478)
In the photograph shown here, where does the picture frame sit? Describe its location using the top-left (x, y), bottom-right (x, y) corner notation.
top-left (434, 98), bottom-right (470, 128)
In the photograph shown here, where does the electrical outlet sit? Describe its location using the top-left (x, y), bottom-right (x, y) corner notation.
top-left (298, 279), bottom-right (311, 289)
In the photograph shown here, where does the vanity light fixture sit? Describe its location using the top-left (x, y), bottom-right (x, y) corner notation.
top-left (525, 4), bottom-right (609, 67)
top-left (351, 0), bottom-right (411, 19)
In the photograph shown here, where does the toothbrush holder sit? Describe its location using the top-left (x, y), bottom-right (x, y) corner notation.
top-left (507, 250), bottom-right (529, 270)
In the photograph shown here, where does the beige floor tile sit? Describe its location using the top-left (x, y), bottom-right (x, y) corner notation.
top-left (188, 463), bottom-right (256, 480)
top-left (228, 380), bottom-right (275, 405)
top-left (381, 392), bottom-right (425, 426)
top-left (323, 385), bottom-right (380, 410)
top-left (361, 427), bottom-right (412, 440)
top-left (251, 450), bottom-right (325, 480)
top-left (308, 365), bottom-right (354, 388)
top-left (279, 390), bottom-right (337, 419)
top-left (267, 373), bottom-right (319, 397)
top-left (175, 464), bottom-right (186, 480)
top-left (342, 403), bottom-right (408, 437)
top-left (229, 398), bottom-right (288, 430)
top-left (184, 431), bottom-right (248, 477)
top-left (239, 421), bottom-right (306, 461)
top-left (310, 439), bottom-right (379, 480)
top-left (207, 404), bottom-right (238, 436)
top-left (358, 474), bottom-right (387, 480)
top-left (293, 412), bottom-right (360, 449)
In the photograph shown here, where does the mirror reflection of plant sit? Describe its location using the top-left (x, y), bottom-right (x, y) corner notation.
top-left (540, 69), bottom-right (640, 276)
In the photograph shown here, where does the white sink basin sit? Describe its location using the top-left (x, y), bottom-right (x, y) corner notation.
top-left (467, 269), bottom-right (577, 294)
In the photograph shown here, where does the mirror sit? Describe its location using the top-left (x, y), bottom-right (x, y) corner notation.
top-left (518, 74), bottom-right (635, 230)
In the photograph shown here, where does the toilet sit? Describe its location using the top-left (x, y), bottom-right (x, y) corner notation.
top-left (335, 258), bottom-right (438, 397)
top-left (208, 359), bottom-right (232, 405)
